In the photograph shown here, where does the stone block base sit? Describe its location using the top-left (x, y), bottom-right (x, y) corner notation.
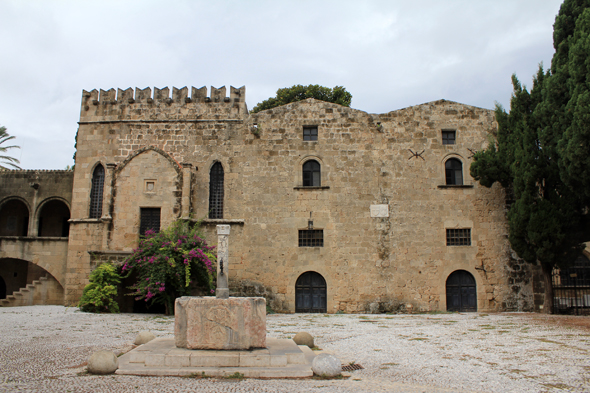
top-left (175, 296), bottom-right (266, 350)
top-left (117, 338), bottom-right (315, 378)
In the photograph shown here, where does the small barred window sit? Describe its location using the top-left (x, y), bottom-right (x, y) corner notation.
top-left (442, 130), bottom-right (456, 145)
top-left (303, 126), bottom-right (318, 141)
top-left (446, 228), bottom-right (471, 246)
top-left (140, 208), bottom-right (161, 236)
top-left (299, 229), bottom-right (324, 247)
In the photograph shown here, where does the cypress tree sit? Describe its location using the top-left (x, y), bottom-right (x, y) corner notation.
top-left (471, 0), bottom-right (590, 313)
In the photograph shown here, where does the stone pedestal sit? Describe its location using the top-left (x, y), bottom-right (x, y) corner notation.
top-left (174, 296), bottom-right (266, 350)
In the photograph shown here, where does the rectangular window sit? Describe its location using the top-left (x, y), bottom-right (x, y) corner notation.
top-left (303, 126), bottom-right (318, 141)
top-left (299, 229), bottom-right (324, 247)
top-left (442, 130), bottom-right (456, 145)
top-left (446, 228), bottom-right (471, 246)
top-left (140, 208), bottom-right (161, 236)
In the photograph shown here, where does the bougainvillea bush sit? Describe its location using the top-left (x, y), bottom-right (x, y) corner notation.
top-left (121, 220), bottom-right (216, 315)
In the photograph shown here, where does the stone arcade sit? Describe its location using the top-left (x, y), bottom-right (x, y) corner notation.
top-left (0, 85), bottom-right (542, 312)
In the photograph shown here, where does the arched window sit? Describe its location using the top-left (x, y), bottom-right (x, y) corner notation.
top-left (445, 158), bottom-right (463, 185)
top-left (209, 162), bottom-right (224, 219)
top-left (89, 164), bottom-right (104, 218)
top-left (303, 160), bottom-right (321, 187)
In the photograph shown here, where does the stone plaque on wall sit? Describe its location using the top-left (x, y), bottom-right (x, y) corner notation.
top-left (370, 204), bottom-right (389, 218)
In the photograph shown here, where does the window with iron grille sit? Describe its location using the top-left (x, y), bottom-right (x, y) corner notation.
top-left (299, 229), bottom-right (324, 247)
top-left (140, 208), bottom-right (160, 236)
top-left (209, 162), bottom-right (224, 219)
top-left (446, 228), bottom-right (471, 246)
top-left (445, 158), bottom-right (463, 185)
top-left (303, 126), bottom-right (318, 141)
top-left (89, 164), bottom-right (104, 218)
top-left (442, 130), bottom-right (456, 145)
top-left (302, 160), bottom-right (321, 187)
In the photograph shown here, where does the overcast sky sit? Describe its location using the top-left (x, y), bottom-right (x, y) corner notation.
top-left (0, 0), bottom-right (564, 170)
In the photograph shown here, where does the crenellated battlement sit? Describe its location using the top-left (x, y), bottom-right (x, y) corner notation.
top-left (79, 85), bottom-right (247, 122)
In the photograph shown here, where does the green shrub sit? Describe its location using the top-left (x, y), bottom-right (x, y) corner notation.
top-left (78, 263), bottom-right (121, 313)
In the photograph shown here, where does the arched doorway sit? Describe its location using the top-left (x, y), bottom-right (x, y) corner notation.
top-left (0, 275), bottom-right (6, 299)
top-left (446, 270), bottom-right (477, 312)
top-left (37, 200), bottom-right (70, 237)
top-left (295, 271), bottom-right (327, 313)
top-left (0, 199), bottom-right (29, 236)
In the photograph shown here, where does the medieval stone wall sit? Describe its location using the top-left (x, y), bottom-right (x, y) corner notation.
top-left (63, 85), bottom-right (537, 312)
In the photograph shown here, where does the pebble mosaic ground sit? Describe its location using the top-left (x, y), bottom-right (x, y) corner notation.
top-left (1, 306), bottom-right (589, 392)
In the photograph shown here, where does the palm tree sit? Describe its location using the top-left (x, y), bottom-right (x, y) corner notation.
top-left (0, 126), bottom-right (21, 170)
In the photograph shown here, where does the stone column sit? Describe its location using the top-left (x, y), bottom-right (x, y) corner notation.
top-left (102, 163), bottom-right (116, 220)
top-left (28, 181), bottom-right (39, 237)
top-left (101, 163), bottom-right (116, 250)
top-left (216, 224), bottom-right (230, 299)
top-left (181, 163), bottom-right (192, 219)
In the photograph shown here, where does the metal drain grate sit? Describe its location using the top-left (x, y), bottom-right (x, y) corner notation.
top-left (341, 363), bottom-right (364, 371)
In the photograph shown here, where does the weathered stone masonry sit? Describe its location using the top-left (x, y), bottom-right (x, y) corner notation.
top-left (1, 85), bottom-right (538, 312)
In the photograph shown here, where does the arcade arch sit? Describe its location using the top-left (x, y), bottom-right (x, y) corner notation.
top-left (0, 198), bottom-right (29, 236)
top-left (37, 199), bottom-right (70, 237)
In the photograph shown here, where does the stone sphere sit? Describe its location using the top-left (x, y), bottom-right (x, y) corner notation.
top-left (293, 332), bottom-right (314, 348)
top-left (312, 353), bottom-right (341, 377)
top-left (134, 331), bottom-right (156, 345)
top-left (87, 350), bottom-right (118, 375)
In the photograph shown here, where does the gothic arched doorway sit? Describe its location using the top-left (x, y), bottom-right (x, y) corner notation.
top-left (446, 270), bottom-right (477, 312)
top-left (295, 271), bottom-right (327, 313)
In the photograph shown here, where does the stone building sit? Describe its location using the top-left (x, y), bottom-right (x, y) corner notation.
top-left (0, 85), bottom-right (539, 312)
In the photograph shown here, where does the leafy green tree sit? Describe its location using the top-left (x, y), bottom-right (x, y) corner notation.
top-left (78, 263), bottom-right (121, 313)
top-left (250, 84), bottom-right (352, 113)
top-left (122, 220), bottom-right (216, 315)
top-left (471, 0), bottom-right (590, 313)
top-left (0, 126), bottom-right (21, 170)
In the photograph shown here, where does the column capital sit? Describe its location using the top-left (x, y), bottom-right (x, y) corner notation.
top-left (217, 225), bottom-right (230, 235)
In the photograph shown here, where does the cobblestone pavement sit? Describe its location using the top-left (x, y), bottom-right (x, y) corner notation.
top-left (1, 306), bottom-right (589, 392)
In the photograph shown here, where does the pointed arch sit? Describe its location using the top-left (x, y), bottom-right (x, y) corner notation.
top-left (114, 146), bottom-right (181, 176)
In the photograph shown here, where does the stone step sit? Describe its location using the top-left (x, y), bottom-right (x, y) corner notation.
top-left (0, 275), bottom-right (54, 307)
top-left (117, 337), bottom-right (315, 378)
